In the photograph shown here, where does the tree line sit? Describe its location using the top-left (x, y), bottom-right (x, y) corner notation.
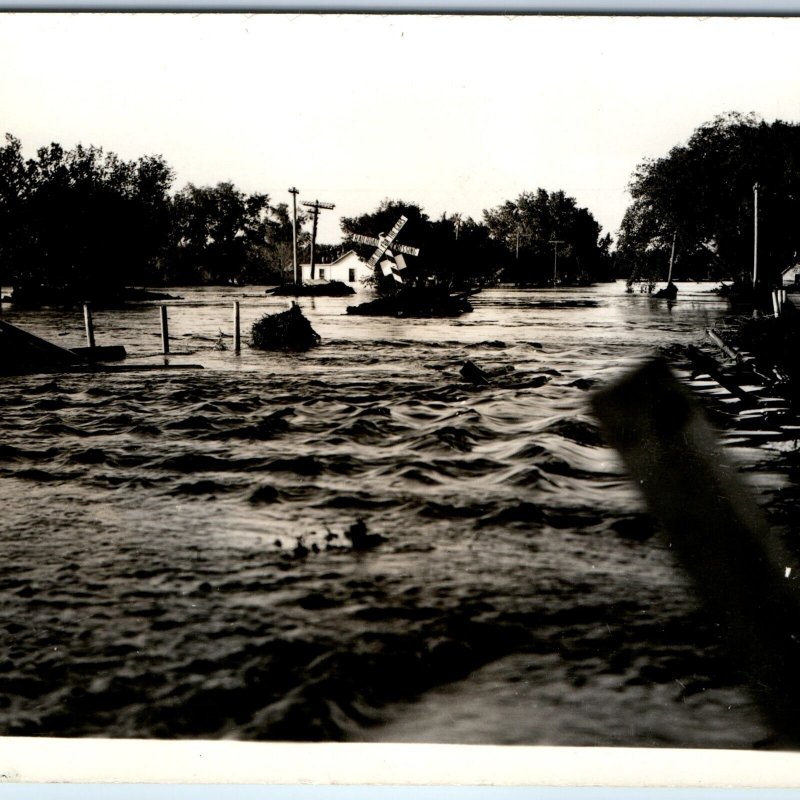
top-left (341, 190), bottom-right (614, 291)
top-left (0, 132), bottom-right (616, 303)
top-left (618, 112), bottom-right (800, 290)
top-left (0, 134), bottom-right (306, 303)
top-left (5, 117), bottom-right (800, 303)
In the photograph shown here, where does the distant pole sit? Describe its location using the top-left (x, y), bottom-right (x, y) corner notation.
top-left (160, 305), bottom-right (170, 355)
top-left (667, 230), bottom-right (677, 284)
top-left (550, 239), bottom-right (564, 287)
top-left (310, 206), bottom-right (319, 280)
top-left (289, 187), bottom-right (300, 285)
top-left (753, 182), bottom-right (759, 288)
top-left (233, 300), bottom-right (241, 354)
top-left (301, 199), bottom-right (335, 281)
top-left (83, 302), bottom-right (96, 349)
top-left (515, 230), bottom-right (520, 260)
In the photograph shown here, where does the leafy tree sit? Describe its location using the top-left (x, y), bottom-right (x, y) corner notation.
top-left (0, 134), bottom-right (36, 285)
top-left (483, 189), bottom-right (612, 286)
top-left (168, 182), bottom-right (273, 285)
top-left (0, 134), bottom-right (174, 301)
top-left (0, 133), bottom-right (309, 295)
top-left (618, 113), bottom-right (800, 290)
top-left (262, 201), bottom-right (309, 282)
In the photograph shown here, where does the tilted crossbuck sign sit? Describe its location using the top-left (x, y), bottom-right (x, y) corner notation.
top-left (352, 215), bottom-right (421, 284)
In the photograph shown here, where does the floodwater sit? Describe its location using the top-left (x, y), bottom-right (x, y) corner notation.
top-left (0, 281), bottom-right (792, 745)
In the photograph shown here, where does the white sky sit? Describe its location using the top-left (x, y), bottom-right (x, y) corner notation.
top-left (2, 13), bottom-right (800, 243)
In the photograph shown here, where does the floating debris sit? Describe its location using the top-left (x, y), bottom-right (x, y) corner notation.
top-left (70, 345), bottom-right (127, 362)
top-left (293, 538), bottom-right (310, 559)
top-left (344, 519), bottom-right (386, 551)
top-left (268, 281), bottom-right (355, 297)
top-left (460, 360), bottom-right (491, 386)
top-left (0, 319), bottom-right (87, 375)
top-left (654, 282), bottom-right (678, 300)
top-left (347, 286), bottom-right (473, 318)
top-left (249, 485), bottom-right (279, 504)
top-left (250, 304), bottom-right (321, 352)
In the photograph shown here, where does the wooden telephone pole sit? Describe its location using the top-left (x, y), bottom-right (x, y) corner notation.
top-left (301, 199), bottom-right (335, 280)
top-left (288, 187), bottom-right (300, 285)
top-left (549, 239), bottom-right (565, 287)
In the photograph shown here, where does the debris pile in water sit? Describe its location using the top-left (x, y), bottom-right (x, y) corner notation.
top-left (0, 319), bottom-right (86, 375)
top-left (709, 300), bottom-right (800, 400)
top-left (250, 304), bottom-right (321, 352)
top-left (343, 519), bottom-right (385, 550)
top-left (269, 281), bottom-right (355, 297)
top-left (347, 286), bottom-right (473, 318)
top-left (654, 282), bottom-right (678, 299)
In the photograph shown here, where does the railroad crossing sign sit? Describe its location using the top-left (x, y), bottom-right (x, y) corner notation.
top-left (301, 198), bottom-right (335, 281)
top-left (352, 215), bottom-right (421, 284)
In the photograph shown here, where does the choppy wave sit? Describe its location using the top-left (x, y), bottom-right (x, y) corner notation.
top-left (0, 283), bottom-right (783, 745)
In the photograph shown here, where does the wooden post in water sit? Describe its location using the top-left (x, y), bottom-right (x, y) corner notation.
top-left (233, 300), bottom-right (241, 354)
top-left (772, 290), bottom-right (781, 318)
top-left (83, 303), bottom-right (96, 349)
top-left (160, 305), bottom-right (170, 355)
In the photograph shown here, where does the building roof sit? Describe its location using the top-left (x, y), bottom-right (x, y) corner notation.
top-left (781, 263), bottom-right (800, 275)
top-left (300, 250), bottom-right (367, 269)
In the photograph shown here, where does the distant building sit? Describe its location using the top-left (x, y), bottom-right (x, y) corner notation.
top-left (781, 263), bottom-right (800, 286)
top-left (300, 250), bottom-right (373, 287)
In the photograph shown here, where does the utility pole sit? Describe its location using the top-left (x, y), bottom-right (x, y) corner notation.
top-left (288, 187), bottom-right (300, 285)
top-left (753, 182), bottom-right (759, 288)
top-left (667, 230), bottom-right (677, 284)
top-left (549, 239), bottom-right (565, 287)
top-left (301, 199), bottom-right (335, 280)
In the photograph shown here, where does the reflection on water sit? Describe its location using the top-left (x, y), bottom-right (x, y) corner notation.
top-left (0, 282), bottom-right (780, 744)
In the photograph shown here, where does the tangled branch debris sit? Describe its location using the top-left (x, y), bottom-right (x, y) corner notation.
top-left (250, 304), bottom-right (321, 352)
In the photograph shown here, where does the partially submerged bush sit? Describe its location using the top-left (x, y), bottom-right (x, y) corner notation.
top-left (250, 304), bottom-right (321, 351)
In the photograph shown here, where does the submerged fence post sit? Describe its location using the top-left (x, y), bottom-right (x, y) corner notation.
top-left (233, 300), bottom-right (241, 354)
top-left (160, 305), bottom-right (170, 355)
top-left (83, 302), bottom-right (96, 349)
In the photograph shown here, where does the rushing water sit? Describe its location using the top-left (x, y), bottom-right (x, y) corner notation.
top-left (0, 281), bottom-right (790, 746)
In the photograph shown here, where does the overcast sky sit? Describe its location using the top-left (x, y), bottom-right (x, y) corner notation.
top-left (2, 13), bottom-right (800, 243)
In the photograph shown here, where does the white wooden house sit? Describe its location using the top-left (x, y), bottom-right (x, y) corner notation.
top-left (300, 251), bottom-right (373, 287)
top-left (782, 263), bottom-right (800, 286)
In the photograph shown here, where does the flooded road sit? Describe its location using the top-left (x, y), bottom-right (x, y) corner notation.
top-left (0, 282), bottom-right (787, 745)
